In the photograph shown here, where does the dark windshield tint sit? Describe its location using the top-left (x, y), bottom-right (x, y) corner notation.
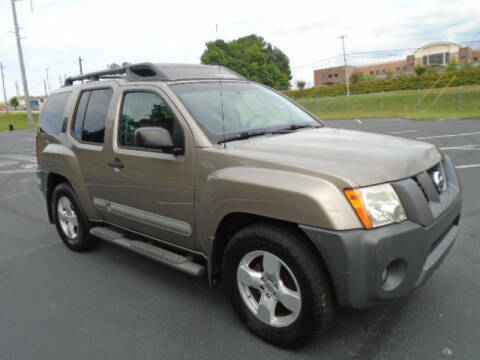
top-left (169, 82), bottom-right (320, 143)
top-left (40, 92), bottom-right (71, 134)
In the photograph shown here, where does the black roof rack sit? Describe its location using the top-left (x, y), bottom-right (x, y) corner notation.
top-left (64, 62), bottom-right (245, 86)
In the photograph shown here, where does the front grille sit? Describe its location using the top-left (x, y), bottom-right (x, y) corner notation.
top-left (393, 157), bottom-right (460, 226)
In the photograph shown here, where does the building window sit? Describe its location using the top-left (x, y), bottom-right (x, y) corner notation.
top-left (396, 67), bottom-right (400, 71)
top-left (381, 69), bottom-right (386, 74)
top-left (428, 53), bottom-right (443, 65)
top-left (375, 70), bottom-right (380, 75)
top-left (445, 52), bottom-right (450, 63)
top-left (370, 71), bottom-right (374, 75)
top-left (334, 73), bottom-right (338, 77)
top-left (328, 74), bottom-right (332, 78)
top-left (423, 55), bottom-right (428, 66)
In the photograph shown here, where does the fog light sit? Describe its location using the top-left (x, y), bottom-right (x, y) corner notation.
top-left (381, 268), bottom-right (388, 283)
top-left (381, 259), bottom-right (407, 291)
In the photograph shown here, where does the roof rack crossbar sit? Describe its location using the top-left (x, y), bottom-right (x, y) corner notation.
top-left (64, 67), bottom-right (127, 86)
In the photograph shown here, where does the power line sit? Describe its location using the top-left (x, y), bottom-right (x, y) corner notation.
top-left (292, 38), bottom-right (480, 71)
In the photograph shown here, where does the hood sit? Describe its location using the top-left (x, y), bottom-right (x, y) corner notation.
top-left (225, 127), bottom-right (441, 187)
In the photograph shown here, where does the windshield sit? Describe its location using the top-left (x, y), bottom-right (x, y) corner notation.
top-left (169, 82), bottom-right (321, 143)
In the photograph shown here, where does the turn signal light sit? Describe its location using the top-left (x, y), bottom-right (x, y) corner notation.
top-left (344, 189), bottom-right (373, 229)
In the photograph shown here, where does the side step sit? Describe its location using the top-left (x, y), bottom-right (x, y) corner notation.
top-left (90, 226), bottom-right (205, 277)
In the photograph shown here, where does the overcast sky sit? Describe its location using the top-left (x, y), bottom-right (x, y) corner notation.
top-left (0, 0), bottom-right (479, 97)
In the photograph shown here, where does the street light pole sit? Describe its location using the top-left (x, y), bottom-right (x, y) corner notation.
top-left (0, 63), bottom-right (9, 114)
top-left (45, 67), bottom-right (50, 94)
top-left (10, 0), bottom-right (34, 127)
top-left (339, 35), bottom-right (350, 97)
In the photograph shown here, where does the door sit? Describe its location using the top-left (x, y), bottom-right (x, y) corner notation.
top-left (68, 86), bottom-right (115, 209)
top-left (98, 87), bottom-right (196, 249)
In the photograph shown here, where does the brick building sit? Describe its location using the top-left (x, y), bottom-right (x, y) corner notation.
top-left (314, 41), bottom-right (480, 86)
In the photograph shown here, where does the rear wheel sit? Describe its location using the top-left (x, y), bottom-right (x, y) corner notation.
top-left (224, 222), bottom-right (334, 347)
top-left (52, 183), bottom-right (98, 251)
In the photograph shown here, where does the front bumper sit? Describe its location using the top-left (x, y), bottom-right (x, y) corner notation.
top-left (300, 154), bottom-right (462, 309)
top-left (300, 197), bottom-right (461, 308)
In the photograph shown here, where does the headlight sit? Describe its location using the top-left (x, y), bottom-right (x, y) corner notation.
top-left (344, 183), bottom-right (407, 229)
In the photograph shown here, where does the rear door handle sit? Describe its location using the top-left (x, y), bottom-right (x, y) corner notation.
top-left (108, 157), bottom-right (124, 169)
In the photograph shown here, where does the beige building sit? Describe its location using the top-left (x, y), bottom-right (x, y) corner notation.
top-left (314, 41), bottom-right (480, 86)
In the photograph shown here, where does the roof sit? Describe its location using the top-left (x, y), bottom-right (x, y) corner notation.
top-left (415, 41), bottom-right (460, 52)
top-left (64, 62), bottom-right (245, 86)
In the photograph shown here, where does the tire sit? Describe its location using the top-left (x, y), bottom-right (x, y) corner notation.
top-left (223, 221), bottom-right (334, 348)
top-left (51, 182), bottom-right (98, 252)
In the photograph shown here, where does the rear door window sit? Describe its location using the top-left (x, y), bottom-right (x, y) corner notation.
top-left (39, 92), bottom-right (71, 134)
top-left (72, 88), bottom-right (113, 144)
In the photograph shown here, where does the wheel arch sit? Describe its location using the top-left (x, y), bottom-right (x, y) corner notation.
top-left (46, 172), bottom-right (71, 223)
top-left (208, 212), bottom-right (336, 301)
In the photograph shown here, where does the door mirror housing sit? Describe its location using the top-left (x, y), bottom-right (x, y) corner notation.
top-left (135, 127), bottom-right (182, 154)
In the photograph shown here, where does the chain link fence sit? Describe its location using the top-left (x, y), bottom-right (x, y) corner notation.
top-left (297, 86), bottom-right (480, 120)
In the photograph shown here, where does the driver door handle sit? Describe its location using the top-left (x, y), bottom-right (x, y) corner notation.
top-left (108, 157), bottom-right (124, 169)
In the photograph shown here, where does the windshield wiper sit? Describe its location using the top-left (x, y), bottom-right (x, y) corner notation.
top-left (218, 131), bottom-right (269, 144)
top-left (272, 123), bottom-right (322, 133)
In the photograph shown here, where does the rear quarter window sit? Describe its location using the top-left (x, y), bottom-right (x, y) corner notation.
top-left (39, 92), bottom-right (71, 134)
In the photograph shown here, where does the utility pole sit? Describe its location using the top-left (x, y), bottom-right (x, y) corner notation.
top-left (45, 67), bottom-right (50, 94)
top-left (43, 79), bottom-right (47, 97)
top-left (1, 63), bottom-right (9, 114)
top-left (58, 75), bottom-right (62, 87)
top-left (78, 56), bottom-right (84, 75)
top-left (10, 0), bottom-right (34, 127)
top-left (15, 81), bottom-right (20, 98)
top-left (339, 35), bottom-right (350, 97)
top-left (78, 56), bottom-right (84, 83)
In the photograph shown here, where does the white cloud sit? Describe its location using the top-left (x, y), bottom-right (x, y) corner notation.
top-left (0, 0), bottom-right (478, 95)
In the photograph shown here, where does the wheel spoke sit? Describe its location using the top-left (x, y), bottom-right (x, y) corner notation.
top-left (60, 197), bottom-right (69, 210)
top-left (262, 252), bottom-right (280, 281)
top-left (66, 223), bottom-right (74, 238)
top-left (58, 210), bottom-right (67, 222)
top-left (69, 215), bottom-right (78, 227)
top-left (277, 281), bottom-right (301, 314)
top-left (256, 293), bottom-right (277, 325)
top-left (237, 265), bottom-right (263, 289)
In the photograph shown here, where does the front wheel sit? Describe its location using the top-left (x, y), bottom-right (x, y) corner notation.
top-left (224, 222), bottom-right (334, 347)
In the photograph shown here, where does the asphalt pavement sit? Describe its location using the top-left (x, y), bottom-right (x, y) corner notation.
top-left (0, 118), bottom-right (479, 359)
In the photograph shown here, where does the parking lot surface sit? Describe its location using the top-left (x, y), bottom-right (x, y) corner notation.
top-left (0, 118), bottom-right (479, 359)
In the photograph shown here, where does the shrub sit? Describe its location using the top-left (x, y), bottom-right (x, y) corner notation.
top-left (284, 68), bottom-right (480, 99)
top-left (415, 65), bottom-right (426, 77)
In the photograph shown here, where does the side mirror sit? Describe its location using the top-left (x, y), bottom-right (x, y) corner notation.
top-left (135, 127), bottom-right (180, 153)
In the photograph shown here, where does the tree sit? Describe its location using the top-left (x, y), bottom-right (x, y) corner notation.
top-left (386, 71), bottom-right (394, 79)
top-left (296, 80), bottom-right (306, 90)
top-left (461, 61), bottom-right (475, 71)
top-left (397, 69), bottom-right (407, 78)
top-left (10, 96), bottom-right (19, 108)
top-left (350, 72), bottom-right (363, 83)
top-left (425, 65), bottom-right (440, 74)
top-left (415, 65), bottom-right (426, 77)
top-left (201, 34), bottom-right (292, 90)
top-left (446, 58), bottom-right (459, 72)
